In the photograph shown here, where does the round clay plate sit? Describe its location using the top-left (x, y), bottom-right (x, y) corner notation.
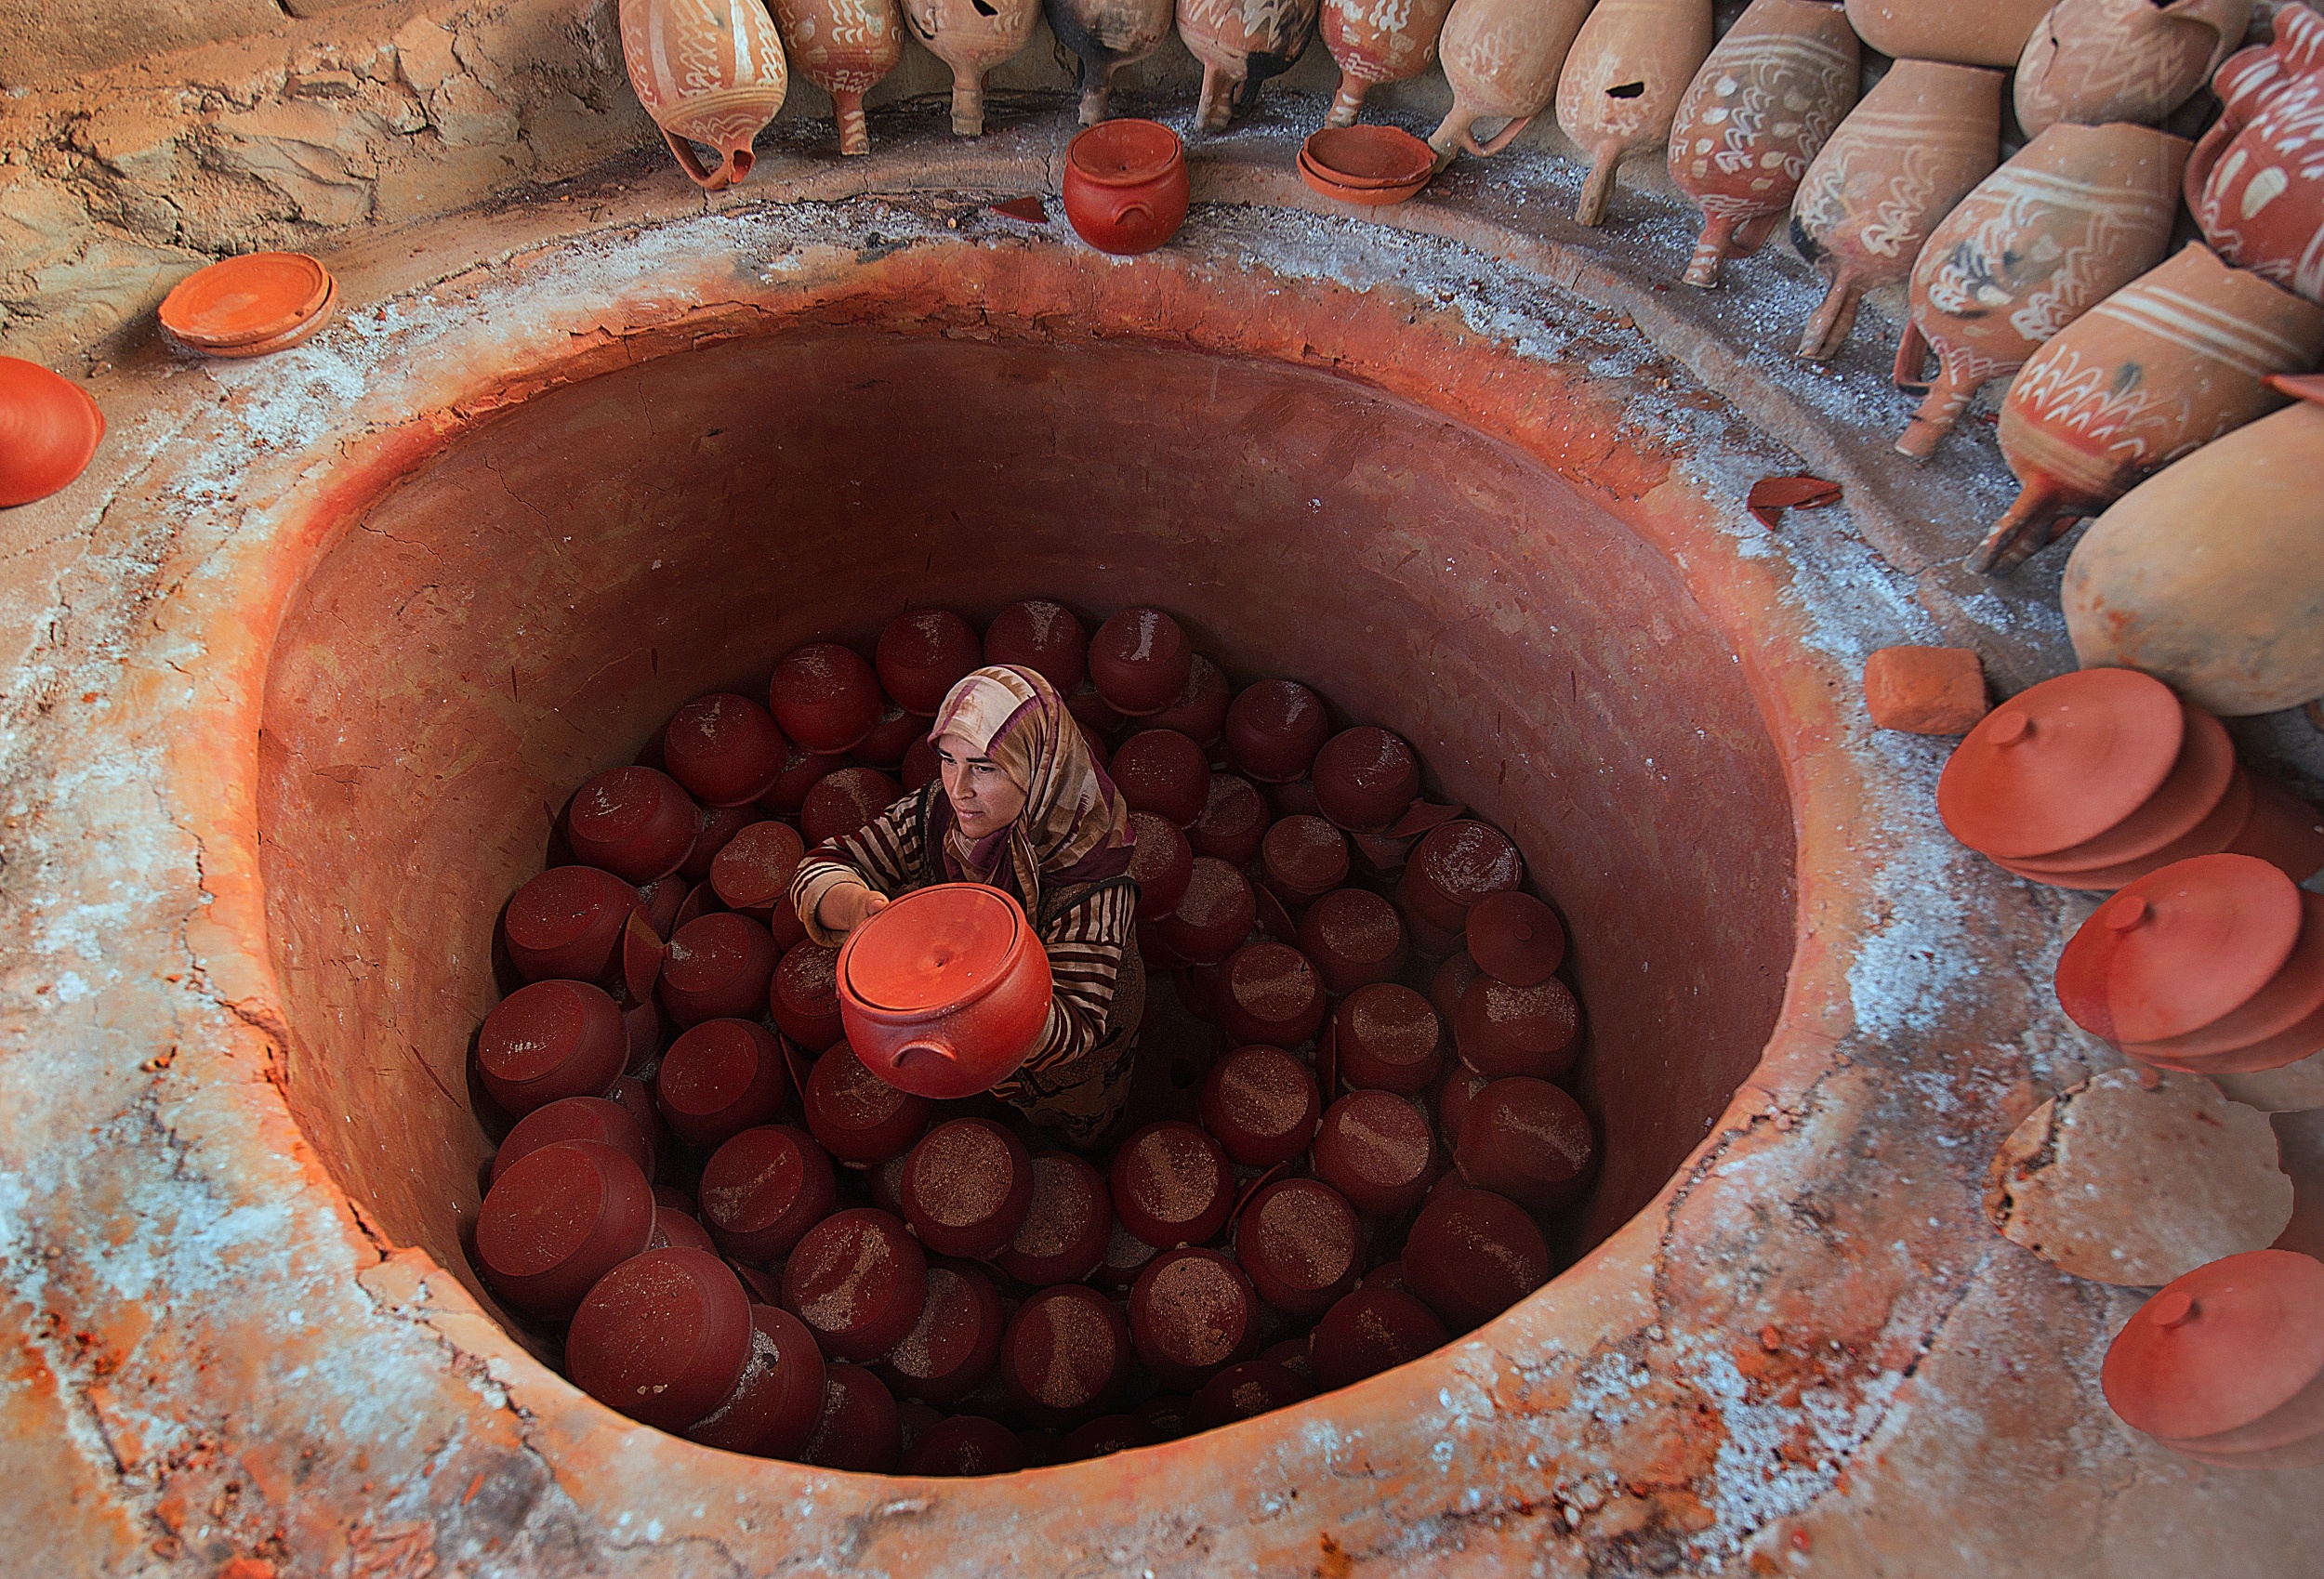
top-left (158, 253), bottom-right (334, 348)
top-left (1934, 669), bottom-right (2185, 861)
top-left (2053, 854), bottom-right (2302, 1045)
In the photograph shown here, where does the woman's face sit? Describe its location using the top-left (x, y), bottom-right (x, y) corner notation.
top-left (935, 732), bottom-right (1029, 839)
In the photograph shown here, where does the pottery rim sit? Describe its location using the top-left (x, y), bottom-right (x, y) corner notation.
top-left (1066, 118), bottom-right (1185, 187)
top-left (1302, 125), bottom-right (1437, 188)
top-left (158, 252), bottom-right (336, 348)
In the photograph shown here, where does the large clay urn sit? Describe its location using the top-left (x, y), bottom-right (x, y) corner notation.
top-left (1895, 122), bottom-right (2188, 459)
top-left (1666, 0), bottom-right (1858, 285)
top-left (2014, 0), bottom-right (2253, 138)
top-left (901, 0), bottom-right (1041, 135)
top-left (2063, 400), bottom-right (2324, 717)
top-left (1047, 0), bottom-right (1176, 124)
top-left (2189, 7), bottom-right (2324, 305)
top-left (1843, 0), bottom-right (2053, 67)
top-left (617, 0), bottom-right (791, 191)
top-left (1176, 0), bottom-right (1323, 131)
top-left (1555, 0), bottom-right (1713, 226)
top-left (1320, 0), bottom-right (1457, 127)
top-left (1426, 0), bottom-right (1595, 164)
top-left (1789, 60), bottom-right (2003, 361)
top-left (771, 0), bottom-right (905, 154)
top-left (1976, 243), bottom-right (2324, 572)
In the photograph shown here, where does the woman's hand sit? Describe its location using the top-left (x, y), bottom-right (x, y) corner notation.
top-left (816, 882), bottom-right (890, 934)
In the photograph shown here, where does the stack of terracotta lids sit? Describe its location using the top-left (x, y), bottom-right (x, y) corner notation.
top-left (1937, 668), bottom-right (2323, 889)
top-left (1298, 126), bottom-right (1438, 207)
top-left (2102, 1249), bottom-right (2324, 1468)
top-left (2057, 853), bottom-right (2324, 1075)
top-left (158, 252), bottom-right (338, 358)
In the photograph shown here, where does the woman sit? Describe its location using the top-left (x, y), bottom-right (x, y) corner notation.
top-left (788, 664), bottom-right (1144, 1146)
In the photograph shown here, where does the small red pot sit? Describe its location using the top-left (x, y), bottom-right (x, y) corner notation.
top-left (1298, 887), bottom-right (1408, 995)
top-left (769, 940), bottom-right (846, 1051)
top-left (799, 765), bottom-right (902, 848)
top-left (1155, 857), bottom-right (1257, 965)
top-left (878, 1259), bottom-right (1007, 1407)
top-left (663, 692), bottom-right (788, 808)
top-left (658, 911), bottom-right (778, 1027)
top-left (503, 865), bottom-right (646, 986)
top-left (1112, 729), bottom-right (1212, 826)
top-left (476, 980), bottom-right (628, 1116)
top-left (1063, 118), bottom-right (1191, 256)
top-left (1312, 727), bottom-right (1420, 833)
top-left (768, 642), bottom-right (883, 756)
top-left (900, 1117), bottom-right (1034, 1257)
top-left (684, 1303), bottom-right (827, 1459)
top-left (566, 766), bottom-right (701, 884)
top-left (838, 883), bottom-right (1055, 1099)
top-left (566, 1247), bottom-right (754, 1431)
top-left (1110, 1121), bottom-right (1235, 1249)
top-left (1455, 973), bottom-right (1581, 1081)
top-left (1403, 1188), bottom-right (1551, 1332)
top-left (984, 599), bottom-right (1089, 691)
top-left (1227, 679), bottom-right (1331, 783)
top-left (490, 1094), bottom-right (654, 1186)
top-left (1148, 655), bottom-right (1232, 746)
top-left (1215, 941), bottom-right (1327, 1049)
top-left (1456, 1076), bottom-right (1595, 1211)
top-left (655, 1019), bottom-right (791, 1149)
top-left (698, 1124), bottom-right (837, 1262)
top-left (1335, 982), bottom-right (1445, 1094)
top-left (475, 1139), bottom-right (657, 1320)
top-left (1129, 1247), bottom-right (1260, 1390)
top-left (1129, 811), bottom-right (1195, 919)
top-left (876, 608), bottom-right (984, 716)
top-left (801, 1040), bottom-right (934, 1165)
top-left (1089, 607), bottom-right (1195, 717)
top-left (782, 1206), bottom-right (929, 1362)
top-left (1235, 1178), bottom-right (1362, 1317)
top-left (1311, 1090), bottom-right (1435, 1217)
top-left (1000, 1284), bottom-right (1134, 1428)
top-left (996, 1151), bottom-right (1114, 1286)
top-left (1310, 1285), bottom-right (1447, 1390)
top-left (1198, 1045), bottom-right (1321, 1168)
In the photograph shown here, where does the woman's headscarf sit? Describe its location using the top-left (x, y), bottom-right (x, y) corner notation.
top-left (926, 664), bottom-right (1136, 916)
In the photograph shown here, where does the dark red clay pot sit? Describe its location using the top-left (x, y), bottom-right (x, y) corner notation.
top-left (566, 1247), bottom-right (754, 1431)
top-left (1192, 1360), bottom-right (1314, 1428)
top-left (491, 1094), bottom-right (654, 1185)
top-left (1270, 779), bottom-right (1325, 819)
top-left (0, 355), bottom-right (104, 507)
top-left (655, 1019), bottom-right (791, 1150)
top-left (838, 883), bottom-right (1055, 1099)
top-left (1455, 973), bottom-right (1582, 1081)
top-left (1430, 952), bottom-right (1484, 1023)
top-left (1298, 888), bottom-right (1410, 996)
top-left (1404, 820), bottom-right (1524, 932)
top-left (684, 1303), bottom-right (828, 1458)
top-left (769, 642), bottom-right (884, 756)
top-left (1226, 679), bottom-right (1332, 783)
top-left (477, 980), bottom-right (628, 1116)
top-left (2102, 1249), bottom-right (2324, 1467)
top-left (876, 609), bottom-right (984, 716)
top-left (1131, 1391), bottom-right (1196, 1438)
top-left (1061, 1413), bottom-right (1160, 1459)
top-left (1063, 118), bottom-right (1191, 256)
top-left (1110, 1121), bottom-right (1235, 1248)
top-left (770, 940), bottom-right (846, 1051)
top-left (1310, 1285), bottom-right (1448, 1390)
top-left (1465, 891), bottom-right (1566, 985)
top-left (658, 911), bottom-right (778, 1027)
top-left (852, 705), bottom-right (925, 772)
top-left (651, 1207), bottom-right (718, 1254)
top-left (900, 1117), bottom-right (1035, 1257)
top-left (698, 1124), bottom-right (838, 1263)
top-left (1155, 857), bottom-right (1258, 966)
top-left (1189, 772), bottom-right (1269, 864)
top-left (662, 693), bottom-right (788, 808)
top-left (878, 1259), bottom-right (1007, 1407)
top-left (983, 598), bottom-right (1089, 691)
top-left (1198, 1045), bottom-right (1321, 1167)
top-left (1000, 1284), bottom-right (1135, 1428)
top-left (799, 766), bottom-right (902, 848)
top-left (1433, 1060), bottom-right (1492, 1147)
top-left (1148, 654), bottom-right (1233, 745)
top-left (1089, 607), bottom-right (1194, 716)
top-left (1129, 811), bottom-right (1195, 920)
top-left (1111, 728), bottom-right (1211, 827)
top-left (567, 766), bottom-right (701, 884)
top-left (1456, 1076), bottom-right (1596, 1211)
top-left (1334, 983), bottom-right (1446, 1094)
top-left (1311, 1090), bottom-right (1436, 1217)
top-left (1066, 679), bottom-right (1129, 735)
top-left (801, 1040), bottom-right (933, 1165)
top-left (761, 746), bottom-right (846, 816)
top-left (901, 734), bottom-right (941, 793)
top-left (1403, 1187), bottom-right (1551, 1332)
top-left (710, 821), bottom-right (806, 916)
top-left (1235, 1178), bottom-right (1362, 1317)
top-left (801, 1363), bottom-right (902, 1471)
top-left (1261, 814), bottom-right (1350, 906)
top-left (996, 1151), bottom-right (1113, 1286)
top-left (605, 1076), bottom-right (670, 1176)
top-left (899, 1413), bottom-right (1023, 1476)
top-left (1129, 1247), bottom-right (1261, 1390)
top-left (1094, 1213), bottom-right (1162, 1293)
top-left (1312, 727), bottom-right (1420, 834)
top-left (475, 1139), bottom-right (657, 1320)
top-left (1215, 941), bottom-right (1327, 1048)
top-left (782, 1206), bottom-right (929, 1362)
top-left (504, 865), bottom-right (646, 986)
top-left (678, 803), bottom-right (757, 883)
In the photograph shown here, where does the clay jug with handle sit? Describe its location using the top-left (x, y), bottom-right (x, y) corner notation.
top-left (1426, 0), bottom-right (1595, 164)
top-left (2189, 6), bottom-right (2324, 305)
top-left (1666, 0), bottom-right (1857, 286)
top-left (1047, 0), bottom-right (1177, 124)
top-left (1321, 0), bottom-right (1458, 127)
top-left (772, 0), bottom-right (905, 155)
top-left (1556, 0), bottom-right (1712, 226)
top-left (618, 0), bottom-right (792, 191)
top-left (900, 0), bottom-right (1041, 135)
top-left (2014, 0), bottom-right (2253, 138)
top-left (1895, 122), bottom-right (2188, 459)
top-left (1176, 0), bottom-right (1323, 130)
top-left (1789, 59), bottom-right (2003, 360)
top-left (1844, 0), bottom-right (2053, 67)
top-left (2063, 400), bottom-right (2324, 717)
top-left (1976, 243), bottom-right (2324, 573)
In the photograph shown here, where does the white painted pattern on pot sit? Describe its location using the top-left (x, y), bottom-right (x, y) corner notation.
top-left (1673, 32), bottom-right (1856, 217)
top-left (1793, 107), bottom-right (1991, 260)
top-left (620, 0), bottom-right (791, 151)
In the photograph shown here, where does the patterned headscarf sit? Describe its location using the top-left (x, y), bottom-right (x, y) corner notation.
top-left (926, 664), bottom-right (1135, 916)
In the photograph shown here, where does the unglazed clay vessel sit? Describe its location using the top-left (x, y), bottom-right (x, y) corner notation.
top-left (901, 0), bottom-right (1041, 135)
top-left (1844, 0), bottom-right (2053, 67)
top-left (0, 356), bottom-right (104, 508)
top-left (2014, 0), bottom-right (2252, 138)
top-left (618, 0), bottom-right (791, 190)
top-left (1176, 0), bottom-right (1322, 131)
top-left (1555, 0), bottom-right (1713, 226)
top-left (1320, 0), bottom-right (1457, 126)
top-left (771, 0), bottom-right (905, 154)
top-left (1977, 243), bottom-right (2324, 572)
top-left (1895, 122), bottom-right (2188, 459)
top-left (1666, 0), bottom-right (1858, 285)
top-left (2189, 6), bottom-right (2324, 305)
top-left (1063, 118), bottom-right (1192, 252)
top-left (2063, 400), bottom-right (2324, 717)
top-left (1047, 0), bottom-right (1176, 123)
top-left (1426, 0), bottom-right (1595, 163)
top-left (1789, 59), bottom-right (2003, 361)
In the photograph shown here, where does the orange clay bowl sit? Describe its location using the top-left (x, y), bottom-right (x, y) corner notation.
top-left (1297, 151), bottom-right (1431, 207)
top-left (1302, 125), bottom-right (1437, 189)
top-left (159, 252), bottom-right (335, 349)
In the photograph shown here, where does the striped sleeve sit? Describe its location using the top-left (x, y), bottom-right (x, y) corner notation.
top-left (789, 795), bottom-right (926, 947)
top-left (1015, 881), bottom-right (1137, 1076)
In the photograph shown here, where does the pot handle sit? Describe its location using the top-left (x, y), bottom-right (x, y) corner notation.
top-left (894, 1036), bottom-right (960, 1074)
top-left (1463, 115), bottom-right (1533, 159)
top-left (1114, 201), bottom-right (1154, 231)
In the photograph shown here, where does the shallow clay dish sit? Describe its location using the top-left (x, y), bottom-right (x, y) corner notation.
top-left (2101, 1248), bottom-right (2324, 1467)
top-left (159, 252), bottom-right (333, 348)
top-left (1302, 125), bottom-right (1438, 187)
top-left (1298, 151), bottom-right (1431, 206)
top-left (194, 280), bottom-right (339, 359)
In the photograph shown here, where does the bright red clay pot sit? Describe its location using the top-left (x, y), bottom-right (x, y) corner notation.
top-left (1299, 888), bottom-right (1409, 995)
top-left (1110, 1121), bottom-right (1235, 1248)
top-left (1457, 1076), bottom-right (1596, 1211)
top-left (0, 355), bottom-right (104, 507)
top-left (802, 1363), bottom-right (902, 1472)
top-left (2102, 1249), bottom-right (2324, 1468)
top-left (1404, 1187), bottom-right (1552, 1332)
top-left (1190, 772), bottom-right (1270, 864)
top-left (1063, 118), bottom-right (1191, 257)
top-left (1198, 1045), bottom-right (1321, 1167)
top-left (659, 911), bottom-right (778, 1026)
top-left (769, 642), bottom-right (883, 756)
top-left (698, 1124), bottom-right (838, 1262)
top-left (662, 693), bottom-right (788, 808)
top-left (838, 883), bottom-right (1053, 1099)
top-left (1216, 941), bottom-right (1327, 1048)
top-left (984, 599), bottom-right (1089, 691)
top-left (1002, 1284), bottom-right (1135, 1428)
top-left (566, 766), bottom-right (701, 883)
top-left (1312, 727), bottom-right (1421, 833)
top-left (1112, 729), bottom-right (1212, 826)
top-left (1089, 607), bottom-right (1195, 716)
top-left (876, 609), bottom-right (984, 716)
top-left (1226, 679), bottom-right (1331, 783)
top-left (504, 865), bottom-right (646, 986)
top-left (878, 1260), bottom-right (1006, 1406)
top-left (490, 1095), bottom-right (654, 1184)
top-left (801, 1041), bottom-right (933, 1165)
top-left (474, 1139), bottom-right (657, 1320)
top-left (782, 1206), bottom-right (929, 1362)
top-left (996, 1151), bottom-right (1113, 1286)
top-left (476, 980), bottom-right (627, 1116)
top-left (655, 1019), bottom-right (791, 1149)
top-left (1310, 1285), bottom-right (1447, 1390)
top-left (1129, 811), bottom-right (1194, 920)
top-left (1235, 1178), bottom-right (1363, 1317)
top-left (566, 1247), bottom-right (754, 1431)
top-left (685, 1304), bottom-right (828, 1459)
top-left (1128, 1247), bottom-right (1261, 1391)
top-left (899, 1117), bottom-right (1034, 1257)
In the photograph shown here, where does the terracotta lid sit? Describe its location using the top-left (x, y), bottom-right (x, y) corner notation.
top-left (662, 693), bottom-right (787, 809)
top-left (491, 1094), bottom-right (654, 1185)
top-left (698, 1124), bottom-right (837, 1263)
top-left (566, 1247), bottom-right (754, 1431)
top-left (878, 1260), bottom-right (1006, 1407)
top-left (1310, 1285), bottom-right (1447, 1391)
top-left (181, 276), bottom-right (337, 359)
top-left (800, 1362), bottom-right (901, 1472)
top-left (1302, 125), bottom-right (1437, 188)
top-left (1297, 150), bottom-right (1428, 207)
top-left (1298, 887), bottom-right (1409, 995)
top-left (1936, 669), bottom-right (2186, 860)
top-left (840, 885), bottom-right (1023, 1015)
top-left (2102, 1250), bottom-right (2324, 1447)
top-left (1110, 1120), bottom-right (1235, 1248)
top-left (995, 1151), bottom-right (1113, 1286)
top-left (1128, 1246), bottom-right (1261, 1390)
top-left (2005, 704), bottom-right (2238, 876)
top-left (567, 766), bottom-right (701, 884)
top-left (710, 821), bottom-right (805, 912)
top-left (1112, 729), bottom-right (1211, 827)
top-left (782, 1206), bottom-right (930, 1362)
top-left (769, 940), bottom-right (845, 1050)
top-left (659, 911), bottom-right (777, 1027)
top-left (1226, 679), bottom-right (1332, 783)
top-left (1456, 1077), bottom-right (1595, 1212)
top-left (1191, 1359), bottom-right (1314, 1428)
top-left (655, 1019), bottom-right (789, 1150)
top-left (900, 1118), bottom-right (1034, 1258)
top-left (2055, 854), bottom-right (2304, 1044)
top-left (899, 1413), bottom-right (1023, 1477)
top-left (876, 609), bottom-right (983, 717)
top-left (1312, 727), bottom-right (1421, 834)
top-left (685, 1303), bottom-right (828, 1458)
top-left (1405, 821), bottom-right (1524, 931)
top-left (800, 766), bottom-right (901, 848)
top-left (1215, 941), bottom-right (1327, 1049)
top-left (1190, 772), bottom-right (1269, 865)
top-left (1465, 892), bottom-right (1566, 986)
top-left (476, 980), bottom-right (627, 1117)
top-left (503, 864), bottom-right (642, 985)
top-left (984, 599), bottom-right (1089, 691)
top-left (1150, 655), bottom-right (1232, 746)
top-left (2133, 892), bottom-right (2324, 1062)
top-left (1155, 857), bottom-right (1257, 966)
top-left (1311, 1090), bottom-right (1436, 1217)
top-left (1403, 1187), bottom-right (1552, 1332)
top-left (999, 1284), bottom-right (1134, 1428)
top-left (1198, 1045), bottom-right (1322, 1168)
top-left (475, 1139), bottom-right (656, 1320)
top-left (157, 252), bottom-right (332, 347)
top-left (1128, 811), bottom-right (1194, 920)
top-left (0, 356), bottom-right (105, 508)
top-left (1089, 607), bottom-right (1194, 717)
top-left (769, 642), bottom-right (882, 756)
top-left (1261, 814), bottom-right (1349, 901)
top-left (801, 1040), bottom-right (932, 1165)
top-left (1235, 1178), bottom-right (1362, 1317)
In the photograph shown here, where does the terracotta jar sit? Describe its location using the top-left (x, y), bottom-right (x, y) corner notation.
top-left (1554, 0), bottom-right (1714, 227)
top-left (1128, 810), bottom-right (1195, 918)
top-left (801, 1363), bottom-right (902, 1470)
top-left (1428, 0), bottom-right (1595, 163)
top-left (878, 1261), bottom-right (1006, 1405)
top-left (1978, 243), bottom-right (2324, 573)
top-left (1000, 1285), bottom-right (1134, 1428)
top-left (1455, 972), bottom-right (1581, 1081)
top-left (2062, 401), bottom-right (2324, 717)
top-left (1112, 729), bottom-right (1211, 826)
top-left (1089, 605), bottom-right (1194, 712)
top-left (475, 1140), bottom-right (657, 1320)
top-left (2189, 7), bottom-right (2324, 304)
top-left (1197, 1044), bottom-right (1321, 1166)
top-left (1190, 773), bottom-right (1269, 865)
top-left (770, 0), bottom-right (905, 155)
top-left (617, 0), bottom-right (790, 191)
top-left (1666, 0), bottom-right (1858, 286)
top-left (1310, 1285), bottom-right (1447, 1388)
top-left (659, 911), bottom-right (779, 1026)
top-left (1297, 887), bottom-right (1409, 993)
top-left (477, 980), bottom-right (628, 1117)
top-left (2101, 1249), bottom-right (2324, 1468)
top-left (2014, 0), bottom-right (2252, 138)
top-left (874, 609), bottom-right (981, 716)
top-left (568, 1248), bottom-right (755, 1430)
top-left (1789, 60), bottom-right (2003, 361)
top-left (503, 865), bottom-right (646, 986)
top-left (1320, 0), bottom-right (1456, 127)
top-left (984, 599), bottom-right (1089, 691)
top-left (698, 1124), bottom-right (838, 1262)
top-left (1129, 1248), bottom-right (1261, 1389)
top-left (769, 642), bottom-right (883, 756)
top-left (687, 1305), bottom-right (828, 1459)
top-left (1235, 1178), bottom-right (1363, 1316)
top-left (899, 1117), bottom-right (1034, 1257)
top-left (1895, 123), bottom-right (2189, 459)
top-left (1225, 679), bottom-right (1330, 782)
top-left (1402, 1187), bottom-right (1551, 1330)
top-left (1175, 0), bottom-right (1321, 131)
top-left (995, 1151), bottom-right (1113, 1284)
top-left (1455, 1076), bottom-right (1595, 1211)
top-left (656, 1019), bottom-right (791, 1148)
top-left (899, 0), bottom-right (1039, 135)
top-left (0, 356), bottom-right (103, 509)
top-left (1110, 1121), bottom-right (1235, 1247)
top-left (784, 1207), bottom-right (930, 1361)
top-left (567, 765), bottom-right (701, 884)
top-left (491, 1095), bottom-right (655, 1185)
top-left (1842, 0), bottom-right (2053, 67)
top-left (838, 884), bottom-right (1055, 1099)
top-left (1046, 0), bottom-right (1176, 123)
top-left (1311, 1090), bottom-right (1436, 1216)
top-left (802, 1041), bottom-right (932, 1164)
top-left (1335, 983), bottom-right (1446, 1093)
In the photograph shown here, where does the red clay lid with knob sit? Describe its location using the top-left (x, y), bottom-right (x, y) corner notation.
top-left (1936, 668), bottom-right (2185, 860)
top-left (2054, 854), bottom-right (2303, 1044)
top-left (1465, 891), bottom-right (1566, 986)
top-left (840, 884), bottom-right (1023, 1014)
top-left (2101, 1249), bottom-right (2324, 1445)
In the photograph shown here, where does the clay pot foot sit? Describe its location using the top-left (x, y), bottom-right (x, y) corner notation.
top-left (1684, 212), bottom-right (1743, 288)
top-left (1198, 63), bottom-right (1241, 131)
top-left (835, 91), bottom-right (871, 156)
top-left (1327, 73), bottom-right (1368, 128)
top-left (951, 73), bottom-right (986, 137)
top-left (1574, 140), bottom-right (1623, 226)
top-left (1077, 73), bottom-right (1113, 126)
top-left (1894, 326), bottom-right (1992, 460)
top-left (1972, 474), bottom-right (2095, 575)
top-left (1797, 270), bottom-right (1862, 361)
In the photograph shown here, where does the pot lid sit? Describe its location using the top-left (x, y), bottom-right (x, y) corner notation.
top-left (1066, 118), bottom-right (1182, 186)
top-left (1936, 669), bottom-right (2185, 860)
top-left (2102, 1249), bottom-right (2324, 1443)
top-left (2055, 854), bottom-right (2303, 1044)
top-left (2002, 704), bottom-right (2238, 876)
top-left (1302, 125), bottom-right (1436, 189)
top-left (842, 882), bottom-right (1023, 1015)
top-left (1465, 891), bottom-right (1566, 985)
top-left (0, 356), bottom-right (105, 509)
top-left (159, 252), bottom-right (334, 347)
